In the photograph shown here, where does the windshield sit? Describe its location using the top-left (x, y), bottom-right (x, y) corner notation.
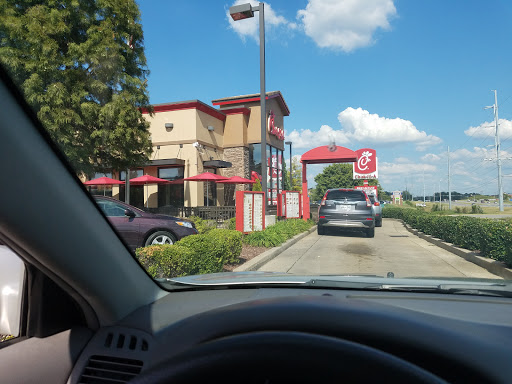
top-left (1, 0), bottom-right (512, 290)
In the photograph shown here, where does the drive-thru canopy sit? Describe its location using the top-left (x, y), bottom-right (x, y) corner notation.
top-left (300, 145), bottom-right (358, 220)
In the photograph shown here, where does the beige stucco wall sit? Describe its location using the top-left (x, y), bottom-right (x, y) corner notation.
top-left (145, 109), bottom-right (197, 145)
top-left (195, 110), bottom-right (224, 148)
top-left (223, 113), bottom-right (248, 148)
top-left (243, 99), bottom-right (285, 150)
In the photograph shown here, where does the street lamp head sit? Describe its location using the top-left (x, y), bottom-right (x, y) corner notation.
top-left (285, 141), bottom-right (292, 145)
top-left (229, 3), bottom-right (254, 20)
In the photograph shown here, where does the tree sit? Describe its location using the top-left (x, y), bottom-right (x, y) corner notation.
top-left (252, 177), bottom-right (262, 191)
top-left (312, 164), bottom-right (356, 201)
top-left (290, 157), bottom-right (302, 191)
top-left (0, 0), bottom-right (152, 176)
top-left (311, 163), bottom-right (386, 202)
top-left (282, 159), bottom-right (290, 191)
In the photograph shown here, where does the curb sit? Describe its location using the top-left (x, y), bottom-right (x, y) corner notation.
top-left (401, 221), bottom-right (512, 279)
top-left (234, 226), bottom-right (317, 272)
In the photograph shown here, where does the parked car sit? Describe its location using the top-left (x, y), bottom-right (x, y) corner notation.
top-left (368, 195), bottom-right (382, 227)
top-left (317, 189), bottom-right (375, 237)
top-left (94, 196), bottom-right (197, 250)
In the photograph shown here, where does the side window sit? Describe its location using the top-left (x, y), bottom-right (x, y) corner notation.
top-left (97, 201), bottom-right (127, 217)
top-left (0, 242), bottom-right (25, 342)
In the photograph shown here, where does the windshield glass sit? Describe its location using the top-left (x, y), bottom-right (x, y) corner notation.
top-left (1, 0), bottom-right (512, 290)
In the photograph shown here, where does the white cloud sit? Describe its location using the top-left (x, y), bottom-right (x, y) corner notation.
top-left (227, 1), bottom-right (295, 42)
top-left (464, 119), bottom-right (512, 139)
top-left (421, 153), bottom-right (441, 162)
top-left (297, 0), bottom-right (397, 52)
top-left (286, 124), bottom-right (350, 149)
top-left (379, 161), bottom-right (437, 176)
top-left (337, 107), bottom-right (442, 151)
top-left (286, 107), bottom-right (441, 152)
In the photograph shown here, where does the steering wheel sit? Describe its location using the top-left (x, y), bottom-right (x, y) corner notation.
top-left (131, 330), bottom-right (447, 383)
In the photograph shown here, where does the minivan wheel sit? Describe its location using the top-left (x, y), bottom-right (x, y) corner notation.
top-left (145, 231), bottom-right (176, 246)
top-left (376, 218), bottom-right (382, 227)
top-left (366, 227), bottom-right (375, 238)
top-left (317, 225), bottom-right (325, 235)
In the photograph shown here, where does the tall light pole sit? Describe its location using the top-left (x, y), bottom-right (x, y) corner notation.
top-left (285, 141), bottom-right (292, 189)
top-left (230, 3), bottom-right (268, 211)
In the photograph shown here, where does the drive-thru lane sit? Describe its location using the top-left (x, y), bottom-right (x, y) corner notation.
top-left (258, 219), bottom-right (499, 279)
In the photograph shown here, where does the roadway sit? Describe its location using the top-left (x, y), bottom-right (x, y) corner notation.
top-left (257, 219), bottom-right (499, 279)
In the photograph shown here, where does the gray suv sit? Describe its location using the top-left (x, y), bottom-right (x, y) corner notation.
top-left (317, 189), bottom-right (375, 238)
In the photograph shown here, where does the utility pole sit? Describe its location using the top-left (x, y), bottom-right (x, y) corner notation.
top-left (448, 146), bottom-right (452, 210)
top-left (484, 91), bottom-right (504, 211)
top-left (422, 169), bottom-right (426, 203)
top-left (494, 90), bottom-right (504, 211)
top-left (439, 179), bottom-right (442, 204)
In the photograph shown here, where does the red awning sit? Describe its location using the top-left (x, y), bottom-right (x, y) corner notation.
top-left (300, 145), bottom-right (358, 165)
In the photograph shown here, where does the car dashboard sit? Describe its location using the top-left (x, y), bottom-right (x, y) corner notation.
top-left (52, 287), bottom-right (512, 383)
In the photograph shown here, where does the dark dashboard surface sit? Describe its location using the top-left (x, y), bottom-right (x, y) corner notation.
top-left (67, 288), bottom-right (512, 383)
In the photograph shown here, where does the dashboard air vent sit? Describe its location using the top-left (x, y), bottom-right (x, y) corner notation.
top-left (78, 355), bottom-right (143, 383)
top-left (104, 332), bottom-right (149, 351)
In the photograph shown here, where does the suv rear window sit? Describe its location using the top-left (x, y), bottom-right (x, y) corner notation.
top-left (326, 190), bottom-right (366, 202)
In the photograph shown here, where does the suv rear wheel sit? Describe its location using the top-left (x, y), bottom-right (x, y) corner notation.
top-left (317, 225), bottom-right (325, 235)
top-left (366, 227), bottom-right (375, 238)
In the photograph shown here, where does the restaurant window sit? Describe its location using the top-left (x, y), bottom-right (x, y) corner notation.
top-left (157, 167), bottom-right (184, 208)
top-left (249, 143), bottom-right (262, 177)
top-left (119, 169), bottom-right (144, 208)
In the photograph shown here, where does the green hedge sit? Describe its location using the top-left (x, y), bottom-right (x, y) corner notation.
top-left (136, 229), bottom-right (243, 278)
top-left (243, 219), bottom-right (315, 248)
top-left (383, 207), bottom-right (512, 266)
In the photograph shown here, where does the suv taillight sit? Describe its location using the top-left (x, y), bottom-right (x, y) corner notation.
top-left (320, 192), bottom-right (328, 206)
top-left (365, 194), bottom-right (372, 207)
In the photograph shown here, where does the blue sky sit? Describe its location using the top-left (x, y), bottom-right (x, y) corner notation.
top-left (138, 0), bottom-right (512, 196)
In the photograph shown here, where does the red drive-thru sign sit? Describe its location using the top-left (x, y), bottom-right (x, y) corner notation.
top-left (353, 148), bottom-right (378, 180)
top-left (236, 191), bottom-right (265, 234)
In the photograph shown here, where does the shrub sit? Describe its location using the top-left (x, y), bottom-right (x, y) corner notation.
top-left (207, 229), bottom-right (242, 264)
top-left (471, 204), bottom-right (484, 214)
top-left (188, 216), bottom-right (216, 234)
top-left (243, 219), bottom-right (314, 247)
top-left (136, 244), bottom-right (195, 278)
top-left (227, 217), bottom-right (236, 230)
top-left (136, 229), bottom-right (243, 278)
top-left (382, 207), bottom-right (512, 266)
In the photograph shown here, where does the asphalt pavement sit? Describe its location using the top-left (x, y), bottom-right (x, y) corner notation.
top-left (257, 219), bottom-right (500, 279)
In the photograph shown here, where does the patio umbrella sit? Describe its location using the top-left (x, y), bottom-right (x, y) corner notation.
top-left (183, 172), bottom-right (228, 206)
top-left (83, 176), bottom-right (124, 195)
top-left (129, 175), bottom-right (171, 208)
top-left (215, 176), bottom-right (255, 184)
top-left (216, 176), bottom-right (255, 206)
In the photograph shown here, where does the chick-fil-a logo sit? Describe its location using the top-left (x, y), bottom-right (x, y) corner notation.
top-left (267, 110), bottom-right (285, 140)
top-left (354, 148), bottom-right (377, 175)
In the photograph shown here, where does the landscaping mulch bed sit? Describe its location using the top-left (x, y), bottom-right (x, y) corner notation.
top-left (223, 244), bottom-right (269, 272)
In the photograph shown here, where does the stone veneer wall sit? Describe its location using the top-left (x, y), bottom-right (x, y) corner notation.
top-left (223, 147), bottom-right (250, 205)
